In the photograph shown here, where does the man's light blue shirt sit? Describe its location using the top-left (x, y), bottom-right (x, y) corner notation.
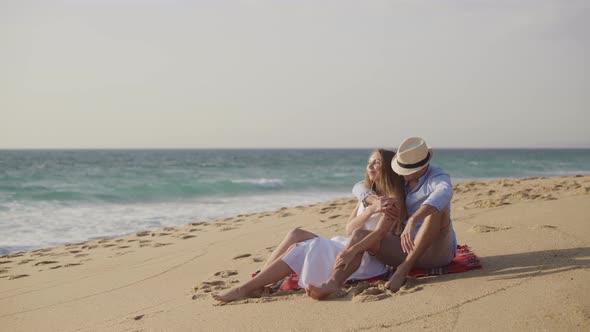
top-left (352, 164), bottom-right (457, 254)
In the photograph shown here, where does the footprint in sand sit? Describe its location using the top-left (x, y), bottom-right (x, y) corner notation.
top-left (190, 222), bottom-right (206, 226)
top-left (353, 287), bottom-right (391, 303)
top-left (9, 274), bottom-right (29, 280)
top-left (220, 227), bottom-right (236, 232)
top-left (194, 280), bottom-right (230, 293)
top-left (189, 228), bottom-right (202, 232)
top-left (266, 246), bottom-right (276, 252)
top-left (69, 250), bottom-right (82, 254)
top-left (49, 265), bottom-right (63, 270)
top-left (472, 225), bottom-right (511, 233)
top-left (532, 224), bottom-right (558, 230)
top-left (280, 213), bottom-right (293, 218)
top-left (153, 243), bottom-right (172, 248)
top-left (102, 244), bottom-right (116, 248)
top-left (252, 257), bottom-right (264, 263)
top-left (181, 235), bottom-right (196, 240)
top-left (136, 231), bottom-right (151, 237)
top-left (158, 232), bottom-right (172, 236)
top-left (0, 268), bottom-right (9, 274)
top-left (214, 270), bottom-right (238, 278)
top-left (64, 263), bottom-right (82, 267)
top-left (320, 207), bottom-right (335, 215)
top-left (233, 253), bottom-right (251, 260)
top-left (18, 259), bottom-right (35, 265)
top-left (74, 253), bottom-right (89, 258)
top-left (328, 214), bottom-right (342, 219)
top-left (34, 260), bottom-right (59, 266)
top-left (81, 244), bottom-right (98, 250)
top-left (396, 283), bottom-right (425, 296)
top-left (1, 253), bottom-right (20, 259)
top-left (0, 260), bottom-right (13, 265)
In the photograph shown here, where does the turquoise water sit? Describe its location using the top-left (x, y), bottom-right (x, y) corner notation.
top-left (1, 149), bottom-right (589, 253)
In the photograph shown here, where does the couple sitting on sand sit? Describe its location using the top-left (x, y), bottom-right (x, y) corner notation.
top-left (214, 137), bottom-right (457, 302)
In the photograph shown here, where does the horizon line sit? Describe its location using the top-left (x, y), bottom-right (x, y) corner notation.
top-left (1, 146), bottom-right (590, 151)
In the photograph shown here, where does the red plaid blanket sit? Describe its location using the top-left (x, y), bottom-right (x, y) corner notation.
top-left (258, 245), bottom-right (481, 291)
top-left (407, 244), bottom-right (481, 278)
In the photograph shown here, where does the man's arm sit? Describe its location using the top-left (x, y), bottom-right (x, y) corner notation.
top-left (352, 181), bottom-right (375, 207)
top-left (402, 173), bottom-right (453, 252)
top-left (421, 173), bottom-right (453, 213)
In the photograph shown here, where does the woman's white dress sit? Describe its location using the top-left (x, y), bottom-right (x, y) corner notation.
top-left (281, 203), bottom-right (388, 288)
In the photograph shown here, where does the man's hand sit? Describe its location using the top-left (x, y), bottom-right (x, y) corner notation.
top-left (368, 196), bottom-right (400, 215)
top-left (400, 218), bottom-right (417, 253)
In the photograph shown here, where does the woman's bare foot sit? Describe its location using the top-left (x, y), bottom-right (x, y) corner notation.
top-left (306, 281), bottom-right (341, 300)
top-left (212, 286), bottom-right (249, 303)
top-left (385, 262), bottom-right (411, 292)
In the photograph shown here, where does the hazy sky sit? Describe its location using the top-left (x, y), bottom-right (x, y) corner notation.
top-left (1, 0), bottom-right (589, 149)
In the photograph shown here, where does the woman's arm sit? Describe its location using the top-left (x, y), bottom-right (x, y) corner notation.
top-left (333, 209), bottom-right (399, 269)
top-left (345, 202), bottom-right (374, 236)
top-left (345, 197), bottom-right (396, 236)
top-left (348, 209), bottom-right (397, 254)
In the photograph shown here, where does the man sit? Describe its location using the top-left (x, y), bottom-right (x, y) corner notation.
top-left (307, 137), bottom-right (457, 299)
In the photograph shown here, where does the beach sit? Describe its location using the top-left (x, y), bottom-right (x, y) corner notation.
top-left (0, 175), bottom-right (589, 331)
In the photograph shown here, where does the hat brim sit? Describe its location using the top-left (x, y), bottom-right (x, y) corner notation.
top-left (391, 148), bottom-right (433, 176)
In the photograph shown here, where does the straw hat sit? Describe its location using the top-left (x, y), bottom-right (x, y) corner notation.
top-left (391, 137), bottom-right (433, 176)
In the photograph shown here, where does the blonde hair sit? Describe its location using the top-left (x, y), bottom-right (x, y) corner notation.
top-left (364, 149), bottom-right (405, 216)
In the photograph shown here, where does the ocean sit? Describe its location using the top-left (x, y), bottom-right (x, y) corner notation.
top-left (1, 149), bottom-right (589, 254)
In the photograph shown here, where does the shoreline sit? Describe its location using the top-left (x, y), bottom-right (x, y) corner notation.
top-left (1, 175), bottom-right (589, 331)
top-left (1, 174), bottom-right (589, 257)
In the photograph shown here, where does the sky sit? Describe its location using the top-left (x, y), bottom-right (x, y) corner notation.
top-left (1, 0), bottom-right (589, 149)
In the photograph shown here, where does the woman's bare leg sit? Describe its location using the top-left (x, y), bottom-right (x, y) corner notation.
top-left (385, 207), bottom-right (450, 292)
top-left (213, 257), bottom-right (293, 303)
top-left (260, 228), bottom-right (317, 271)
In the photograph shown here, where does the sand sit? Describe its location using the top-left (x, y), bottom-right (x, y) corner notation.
top-left (1, 176), bottom-right (589, 331)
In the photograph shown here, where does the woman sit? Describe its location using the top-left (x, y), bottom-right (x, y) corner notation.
top-left (213, 149), bottom-right (406, 302)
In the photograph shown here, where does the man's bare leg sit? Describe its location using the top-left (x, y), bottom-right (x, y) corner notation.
top-left (385, 208), bottom-right (450, 292)
top-left (213, 255), bottom-right (293, 303)
top-left (261, 228), bottom-right (317, 271)
top-left (307, 229), bottom-right (372, 300)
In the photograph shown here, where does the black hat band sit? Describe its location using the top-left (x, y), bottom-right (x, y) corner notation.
top-left (397, 152), bottom-right (430, 169)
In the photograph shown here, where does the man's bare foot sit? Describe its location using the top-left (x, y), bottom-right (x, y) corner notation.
top-left (212, 286), bottom-right (248, 303)
top-left (306, 281), bottom-right (341, 300)
top-left (385, 263), bottom-right (411, 292)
